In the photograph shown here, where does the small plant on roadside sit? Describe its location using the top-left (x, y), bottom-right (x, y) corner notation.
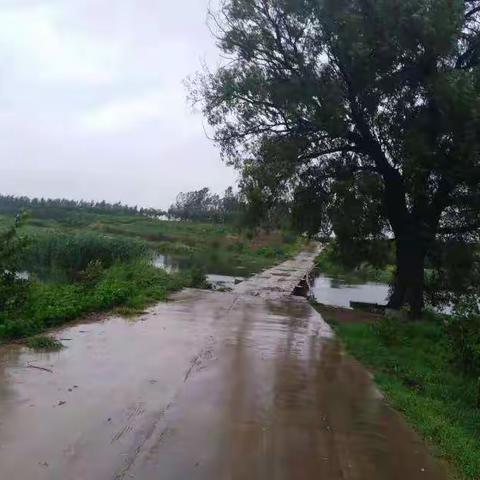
top-left (189, 266), bottom-right (207, 288)
top-left (26, 335), bottom-right (64, 352)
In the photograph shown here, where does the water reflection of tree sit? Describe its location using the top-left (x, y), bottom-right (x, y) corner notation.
top-left (0, 346), bottom-right (24, 413)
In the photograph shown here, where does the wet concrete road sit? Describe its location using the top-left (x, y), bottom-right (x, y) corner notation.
top-left (0, 253), bottom-right (449, 480)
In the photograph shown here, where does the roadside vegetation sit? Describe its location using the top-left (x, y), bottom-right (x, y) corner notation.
top-left (315, 242), bottom-right (395, 284)
top-left (26, 335), bottom-right (64, 352)
top-left (312, 239), bottom-right (480, 479)
top-left (316, 306), bottom-right (480, 480)
top-left (0, 195), bottom-right (302, 343)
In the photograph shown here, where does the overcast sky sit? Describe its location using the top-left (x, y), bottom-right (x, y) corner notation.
top-left (0, 0), bottom-right (237, 209)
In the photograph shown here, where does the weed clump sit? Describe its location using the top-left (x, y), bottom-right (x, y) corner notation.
top-left (26, 335), bottom-right (63, 351)
top-left (445, 294), bottom-right (480, 378)
top-left (371, 317), bottom-right (404, 346)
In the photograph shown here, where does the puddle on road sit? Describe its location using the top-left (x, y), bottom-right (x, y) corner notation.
top-left (0, 292), bottom-right (225, 480)
top-left (0, 288), bottom-right (448, 480)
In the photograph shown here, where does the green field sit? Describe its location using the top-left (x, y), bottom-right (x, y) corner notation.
top-left (0, 209), bottom-right (302, 343)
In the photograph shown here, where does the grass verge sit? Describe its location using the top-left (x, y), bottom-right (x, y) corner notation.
top-left (26, 335), bottom-right (64, 352)
top-left (317, 306), bottom-right (480, 480)
top-left (0, 261), bottom-right (202, 342)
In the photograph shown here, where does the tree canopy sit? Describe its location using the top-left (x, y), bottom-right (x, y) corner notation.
top-left (192, 0), bottom-right (480, 314)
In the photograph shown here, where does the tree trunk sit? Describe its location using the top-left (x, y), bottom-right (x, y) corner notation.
top-left (388, 234), bottom-right (426, 317)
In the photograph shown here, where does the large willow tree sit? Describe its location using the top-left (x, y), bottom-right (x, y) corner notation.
top-left (191, 0), bottom-right (480, 314)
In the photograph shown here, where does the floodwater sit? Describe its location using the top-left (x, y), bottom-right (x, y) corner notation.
top-left (153, 253), bottom-right (245, 290)
top-left (0, 251), bottom-right (449, 480)
top-left (153, 252), bottom-right (250, 277)
top-left (310, 274), bottom-right (390, 308)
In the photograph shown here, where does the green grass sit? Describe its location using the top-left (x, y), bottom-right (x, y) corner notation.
top-left (26, 335), bottom-right (64, 352)
top-left (0, 209), bottom-right (303, 343)
top-left (19, 231), bottom-right (148, 281)
top-left (0, 212), bottom-right (303, 278)
top-left (333, 319), bottom-right (480, 480)
top-left (91, 217), bottom-right (304, 274)
top-left (0, 261), bottom-right (202, 342)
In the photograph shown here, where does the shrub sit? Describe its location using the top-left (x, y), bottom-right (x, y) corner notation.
top-left (77, 260), bottom-right (104, 287)
top-left (26, 335), bottom-right (63, 351)
top-left (445, 295), bottom-right (480, 378)
top-left (188, 266), bottom-right (207, 288)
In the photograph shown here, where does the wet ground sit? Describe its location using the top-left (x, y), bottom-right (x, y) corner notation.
top-left (0, 250), bottom-right (449, 479)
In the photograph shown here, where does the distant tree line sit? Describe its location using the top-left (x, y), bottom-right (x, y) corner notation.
top-left (168, 187), bottom-right (244, 224)
top-left (0, 195), bottom-right (165, 220)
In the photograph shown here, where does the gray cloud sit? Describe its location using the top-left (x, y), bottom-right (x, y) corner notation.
top-left (0, 0), bottom-right (236, 208)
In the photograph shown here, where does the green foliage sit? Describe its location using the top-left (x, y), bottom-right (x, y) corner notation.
top-left (188, 266), bottom-right (207, 289)
top-left (0, 194), bottom-right (164, 219)
top-left (426, 242), bottom-right (480, 309)
top-left (0, 262), bottom-right (190, 341)
top-left (372, 317), bottom-right (404, 346)
top-left (336, 319), bottom-right (480, 479)
top-left (445, 295), bottom-right (480, 378)
top-left (0, 214), bottom-right (30, 315)
top-left (0, 202), bottom-right (302, 342)
top-left (315, 243), bottom-right (395, 284)
top-left (168, 186), bottom-right (244, 224)
top-left (26, 335), bottom-right (64, 352)
top-left (77, 260), bottom-right (104, 287)
top-left (20, 232), bottom-right (148, 281)
top-left (193, 0), bottom-right (480, 312)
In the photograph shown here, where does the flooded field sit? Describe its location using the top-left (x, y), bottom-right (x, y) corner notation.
top-left (0, 250), bottom-right (449, 479)
top-left (153, 253), bottom-right (246, 290)
top-left (153, 252), bottom-right (251, 277)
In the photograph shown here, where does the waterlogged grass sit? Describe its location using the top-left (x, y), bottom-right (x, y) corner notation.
top-left (26, 335), bottom-right (64, 352)
top-left (0, 211), bottom-right (303, 343)
top-left (19, 232), bottom-right (148, 281)
top-left (0, 213), bottom-right (303, 277)
top-left (92, 217), bottom-right (303, 274)
top-left (0, 262), bottom-right (202, 341)
top-left (333, 319), bottom-right (480, 480)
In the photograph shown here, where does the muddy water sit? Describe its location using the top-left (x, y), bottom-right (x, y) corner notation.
top-left (0, 253), bottom-right (449, 480)
top-left (153, 254), bottom-right (245, 290)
